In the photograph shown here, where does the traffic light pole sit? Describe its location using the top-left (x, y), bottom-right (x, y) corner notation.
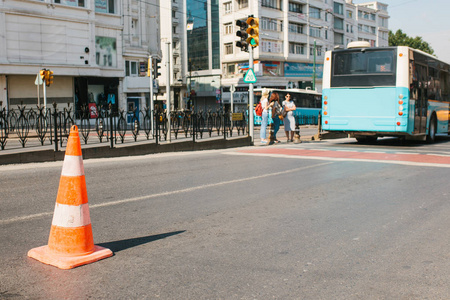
top-left (43, 80), bottom-right (47, 110)
top-left (166, 42), bottom-right (171, 143)
top-left (148, 55), bottom-right (154, 137)
top-left (248, 46), bottom-right (254, 144)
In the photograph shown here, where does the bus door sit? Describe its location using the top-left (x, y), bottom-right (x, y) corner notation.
top-left (414, 64), bottom-right (428, 134)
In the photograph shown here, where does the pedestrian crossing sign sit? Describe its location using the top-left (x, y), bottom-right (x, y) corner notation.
top-left (243, 69), bottom-right (257, 83)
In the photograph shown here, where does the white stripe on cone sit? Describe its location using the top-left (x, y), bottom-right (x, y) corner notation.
top-left (51, 203), bottom-right (91, 227)
top-left (61, 155), bottom-right (85, 177)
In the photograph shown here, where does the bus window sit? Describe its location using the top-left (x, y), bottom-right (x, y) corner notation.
top-left (332, 49), bottom-right (397, 87)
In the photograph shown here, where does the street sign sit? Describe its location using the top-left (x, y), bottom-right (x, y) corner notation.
top-left (243, 69), bottom-right (257, 83)
top-left (232, 113), bottom-right (243, 121)
top-left (35, 74), bottom-right (43, 86)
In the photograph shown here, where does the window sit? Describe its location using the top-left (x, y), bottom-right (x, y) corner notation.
top-left (237, 0), bottom-right (248, 9)
top-left (288, 22), bottom-right (304, 34)
top-left (55, 0), bottom-right (85, 7)
top-left (224, 2), bottom-right (232, 14)
top-left (334, 2), bottom-right (343, 15)
top-left (131, 19), bottom-right (139, 37)
top-left (125, 60), bottom-right (139, 77)
top-left (310, 27), bottom-right (321, 38)
top-left (289, 42), bottom-right (305, 55)
top-left (380, 17), bottom-right (388, 27)
top-left (227, 64), bottom-right (235, 75)
top-left (346, 10), bottom-right (353, 19)
top-left (334, 17), bottom-right (343, 30)
top-left (334, 32), bottom-right (344, 45)
top-left (224, 23), bottom-right (233, 35)
top-left (225, 43), bottom-right (233, 55)
top-left (94, 0), bottom-right (115, 13)
top-left (310, 46), bottom-right (322, 56)
top-left (261, 17), bottom-right (283, 32)
top-left (358, 11), bottom-right (376, 21)
top-left (261, 40), bottom-right (283, 53)
top-left (310, 7), bottom-right (321, 19)
top-left (289, 2), bottom-right (303, 13)
top-left (173, 26), bottom-right (177, 34)
top-left (262, 0), bottom-right (281, 10)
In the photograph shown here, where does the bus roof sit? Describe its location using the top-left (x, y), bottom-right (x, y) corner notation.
top-left (330, 46), bottom-right (450, 66)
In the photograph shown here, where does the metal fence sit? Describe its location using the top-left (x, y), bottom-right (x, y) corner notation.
top-left (0, 104), bottom-right (248, 151)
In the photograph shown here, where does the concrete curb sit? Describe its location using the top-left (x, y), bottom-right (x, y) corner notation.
top-left (0, 136), bottom-right (252, 165)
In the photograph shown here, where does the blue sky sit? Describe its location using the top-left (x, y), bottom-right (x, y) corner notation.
top-left (353, 0), bottom-right (450, 63)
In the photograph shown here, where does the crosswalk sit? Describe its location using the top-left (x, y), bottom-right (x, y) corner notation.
top-left (227, 145), bottom-right (450, 168)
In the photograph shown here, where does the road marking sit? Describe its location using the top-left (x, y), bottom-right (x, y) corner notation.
top-left (232, 148), bottom-right (450, 168)
top-left (0, 162), bottom-right (332, 225)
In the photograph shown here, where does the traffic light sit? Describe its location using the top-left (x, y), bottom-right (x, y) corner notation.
top-left (147, 57), bottom-right (152, 77)
top-left (46, 70), bottom-right (54, 87)
top-left (154, 59), bottom-right (162, 78)
top-left (235, 19), bottom-right (249, 51)
top-left (39, 69), bottom-right (46, 80)
top-left (246, 16), bottom-right (259, 48)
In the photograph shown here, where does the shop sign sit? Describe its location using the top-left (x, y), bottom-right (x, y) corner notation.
top-left (284, 62), bottom-right (324, 78)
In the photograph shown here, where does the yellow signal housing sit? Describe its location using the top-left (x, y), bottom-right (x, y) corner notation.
top-left (45, 70), bottom-right (53, 86)
top-left (246, 17), bottom-right (259, 48)
top-left (40, 69), bottom-right (46, 80)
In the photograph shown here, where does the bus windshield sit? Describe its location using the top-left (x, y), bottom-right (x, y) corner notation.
top-left (331, 49), bottom-right (397, 87)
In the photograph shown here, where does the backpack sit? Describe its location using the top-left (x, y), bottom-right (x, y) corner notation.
top-left (255, 102), bottom-right (263, 116)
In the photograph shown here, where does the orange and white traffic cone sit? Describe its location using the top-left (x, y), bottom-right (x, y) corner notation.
top-left (28, 125), bottom-right (112, 269)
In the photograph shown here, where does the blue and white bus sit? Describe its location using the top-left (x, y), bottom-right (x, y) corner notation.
top-left (254, 88), bottom-right (322, 125)
top-left (321, 42), bottom-right (450, 143)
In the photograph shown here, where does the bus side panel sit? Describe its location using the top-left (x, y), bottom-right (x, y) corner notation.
top-left (429, 100), bottom-right (450, 134)
top-left (322, 87), bottom-right (410, 133)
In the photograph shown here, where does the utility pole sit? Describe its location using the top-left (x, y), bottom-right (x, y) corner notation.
top-left (313, 40), bottom-right (316, 91)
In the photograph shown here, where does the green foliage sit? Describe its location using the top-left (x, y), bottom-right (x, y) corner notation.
top-left (388, 29), bottom-right (434, 55)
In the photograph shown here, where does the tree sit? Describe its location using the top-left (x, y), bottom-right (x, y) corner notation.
top-left (389, 29), bottom-right (434, 55)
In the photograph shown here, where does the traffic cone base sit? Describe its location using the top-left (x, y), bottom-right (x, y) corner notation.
top-left (28, 245), bottom-right (112, 270)
top-left (28, 125), bottom-right (112, 269)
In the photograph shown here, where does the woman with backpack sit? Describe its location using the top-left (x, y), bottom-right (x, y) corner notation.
top-left (259, 88), bottom-right (270, 144)
top-left (270, 92), bottom-right (282, 143)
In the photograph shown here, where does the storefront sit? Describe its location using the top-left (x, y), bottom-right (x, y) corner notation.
top-left (74, 77), bottom-right (119, 118)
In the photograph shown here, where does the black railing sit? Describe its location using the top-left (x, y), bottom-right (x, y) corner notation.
top-left (0, 104), bottom-right (248, 151)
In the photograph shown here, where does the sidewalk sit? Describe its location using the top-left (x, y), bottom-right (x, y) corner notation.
top-left (0, 125), bottom-right (321, 165)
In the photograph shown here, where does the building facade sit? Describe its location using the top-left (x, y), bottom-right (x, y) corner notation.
top-left (0, 0), bottom-right (160, 118)
top-left (220, 0), bottom-right (389, 111)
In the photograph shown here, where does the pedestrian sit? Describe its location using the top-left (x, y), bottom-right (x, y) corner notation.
top-left (260, 88), bottom-right (270, 144)
top-left (270, 92), bottom-right (281, 143)
top-left (282, 93), bottom-right (296, 142)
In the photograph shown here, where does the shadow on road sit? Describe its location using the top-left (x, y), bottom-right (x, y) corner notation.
top-left (97, 231), bottom-right (185, 253)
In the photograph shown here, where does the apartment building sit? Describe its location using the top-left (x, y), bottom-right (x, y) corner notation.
top-left (0, 0), bottom-right (160, 116)
top-left (158, 0), bottom-right (184, 111)
top-left (220, 0), bottom-right (389, 111)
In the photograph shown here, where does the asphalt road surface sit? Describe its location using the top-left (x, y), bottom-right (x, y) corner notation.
top-left (1, 137), bottom-right (449, 299)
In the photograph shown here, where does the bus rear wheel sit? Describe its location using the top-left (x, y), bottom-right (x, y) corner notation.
top-left (426, 115), bottom-right (437, 143)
